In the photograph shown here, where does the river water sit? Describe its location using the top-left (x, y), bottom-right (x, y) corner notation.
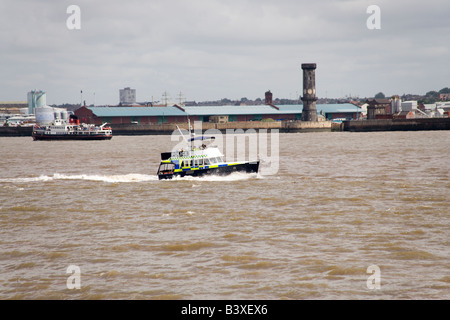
top-left (0, 131), bottom-right (449, 300)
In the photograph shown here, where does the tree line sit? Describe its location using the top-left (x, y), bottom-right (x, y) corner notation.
top-left (373, 87), bottom-right (450, 103)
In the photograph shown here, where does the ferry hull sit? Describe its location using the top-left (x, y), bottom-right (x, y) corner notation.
top-left (158, 161), bottom-right (259, 180)
top-left (32, 134), bottom-right (112, 141)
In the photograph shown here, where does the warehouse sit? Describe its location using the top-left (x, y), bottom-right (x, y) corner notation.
top-left (74, 103), bottom-right (361, 125)
top-left (316, 104), bottom-right (363, 120)
top-left (75, 105), bottom-right (187, 125)
top-left (183, 105), bottom-right (302, 122)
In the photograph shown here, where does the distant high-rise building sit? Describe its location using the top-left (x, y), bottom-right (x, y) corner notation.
top-left (119, 87), bottom-right (136, 105)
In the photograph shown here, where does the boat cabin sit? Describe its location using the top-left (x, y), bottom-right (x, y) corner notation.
top-left (157, 135), bottom-right (227, 176)
top-left (156, 129), bottom-right (259, 179)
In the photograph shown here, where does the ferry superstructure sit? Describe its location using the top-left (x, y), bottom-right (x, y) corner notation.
top-left (32, 118), bottom-right (112, 141)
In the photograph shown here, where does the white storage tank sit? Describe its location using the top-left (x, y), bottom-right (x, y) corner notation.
top-left (36, 93), bottom-right (46, 108)
top-left (52, 108), bottom-right (68, 121)
top-left (27, 90), bottom-right (47, 114)
top-left (391, 96), bottom-right (402, 113)
top-left (60, 109), bottom-right (69, 121)
top-left (35, 106), bottom-right (55, 125)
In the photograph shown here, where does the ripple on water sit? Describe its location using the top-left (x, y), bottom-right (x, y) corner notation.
top-left (0, 132), bottom-right (449, 299)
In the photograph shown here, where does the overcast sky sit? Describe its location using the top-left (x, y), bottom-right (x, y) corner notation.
top-left (1, 0), bottom-right (449, 105)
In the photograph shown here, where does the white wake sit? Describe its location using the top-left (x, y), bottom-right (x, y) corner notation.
top-left (0, 173), bottom-right (158, 183)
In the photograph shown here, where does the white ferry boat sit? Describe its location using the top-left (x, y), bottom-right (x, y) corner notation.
top-left (32, 117), bottom-right (112, 141)
top-left (157, 124), bottom-right (259, 179)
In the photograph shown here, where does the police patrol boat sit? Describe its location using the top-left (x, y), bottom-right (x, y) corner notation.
top-left (157, 124), bottom-right (259, 180)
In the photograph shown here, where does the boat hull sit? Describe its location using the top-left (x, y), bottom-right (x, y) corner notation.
top-left (158, 161), bottom-right (259, 180)
top-left (32, 134), bottom-right (112, 141)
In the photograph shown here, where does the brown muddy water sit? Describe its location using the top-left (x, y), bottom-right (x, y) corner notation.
top-left (0, 131), bottom-right (449, 299)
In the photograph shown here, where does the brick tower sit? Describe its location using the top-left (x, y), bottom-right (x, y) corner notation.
top-left (301, 63), bottom-right (318, 121)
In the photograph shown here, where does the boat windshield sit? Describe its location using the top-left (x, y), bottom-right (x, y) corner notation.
top-left (158, 163), bottom-right (175, 175)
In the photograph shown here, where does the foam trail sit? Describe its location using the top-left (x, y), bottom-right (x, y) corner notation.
top-left (0, 173), bottom-right (158, 183)
top-left (53, 173), bottom-right (158, 183)
top-left (0, 175), bottom-right (54, 183)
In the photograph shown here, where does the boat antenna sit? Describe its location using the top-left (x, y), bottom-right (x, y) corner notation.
top-left (188, 117), bottom-right (193, 151)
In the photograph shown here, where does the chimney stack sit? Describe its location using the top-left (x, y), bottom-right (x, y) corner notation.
top-left (265, 90), bottom-right (273, 105)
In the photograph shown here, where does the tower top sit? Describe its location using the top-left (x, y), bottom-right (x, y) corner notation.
top-left (301, 63), bottom-right (316, 70)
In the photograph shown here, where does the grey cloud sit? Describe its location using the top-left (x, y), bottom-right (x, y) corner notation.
top-left (1, 0), bottom-right (449, 104)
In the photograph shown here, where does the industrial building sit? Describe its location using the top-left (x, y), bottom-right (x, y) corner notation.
top-left (74, 103), bottom-right (362, 126)
top-left (366, 98), bottom-right (392, 119)
top-left (1, 90), bottom-right (69, 127)
top-left (366, 96), bottom-right (449, 119)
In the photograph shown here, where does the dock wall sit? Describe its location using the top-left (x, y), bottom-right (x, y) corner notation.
top-left (0, 126), bottom-right (33, 137)
top-left (0, 121), bottom-right (331, 137)
top-left (2, 118), bottom-right (448, 136)
top-left (342, 118), bottom-right (450, 132)
top-left (110, 121), bottom-right (332, 135)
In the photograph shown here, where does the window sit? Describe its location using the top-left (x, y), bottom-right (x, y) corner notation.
top-left (158, 163), bottom-right (175, 175)
top-left (204, 158), bottom-right (211, 165)
top-left (210, 158), bottom-right (217, 164)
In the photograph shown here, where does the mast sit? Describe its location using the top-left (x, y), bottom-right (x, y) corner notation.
top-left (162, 91), bottom-right (170, 106)
top-left (178, 91), bottom-right (185, 106)
top-left (188, 118), bottom-right (193, 151)
top-left (176, 124), bottom-right (189, 145)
